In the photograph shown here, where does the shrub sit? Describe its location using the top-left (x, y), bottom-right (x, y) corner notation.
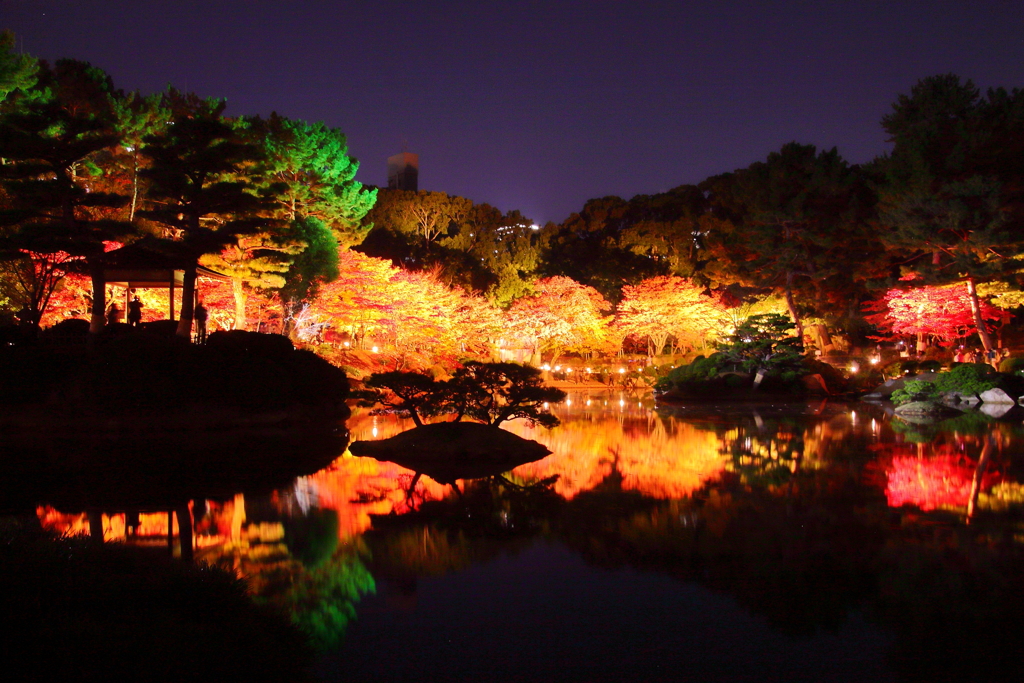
top-left (891, 380), bottom-right (940, 405)
top-left (655, 353), bottom-right (728, 391)
top-left (883, 360), bottom-right (919, 378)
top-left (998, 356), bottom-right (1024, 375)
top-left (933, 363), bottom-right (999, 396)
top-left (716, 313), bottom-right (804, 376)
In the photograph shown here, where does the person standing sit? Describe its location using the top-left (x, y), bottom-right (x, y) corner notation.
top-left (127, 296), bottom-right (143, 326)
top-left (194, 300), bottom-right (208, 344)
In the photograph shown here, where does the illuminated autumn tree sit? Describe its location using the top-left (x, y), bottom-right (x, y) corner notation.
top-left (864, 276), bottom-right (1003, 344)
top-left (443, 285), bottom-right (504, 357)
top-left (878, 75), bottom-right (1024, 356)
top-left (314, 249), bottom-right (404, 348)
top-left (0, 250), bottom-right (79, 325)
top-left (37, 271), bottom-right (91, 326)
top-left (505, 276), bottom-right (611, 366)
top-left (616, 275), bottom-right (728, 358)
top-left (313, 251), bottom-right (501, 361)
top-left (194, 271), bottom-right (280, 334)
top-left (200, 227), bottom-right (305, 329)
top-left (387, 268), bottom-right (501, 360)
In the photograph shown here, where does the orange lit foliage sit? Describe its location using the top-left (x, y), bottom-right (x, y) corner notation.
top-left (886, 454), bottom-right (1001, 510)
top-left (389, 268), bottom-right (501, 357)
top-left (36, 244), bottom-right (124, 324)
top-left (39, 272), bottom-right (92, 325)
top-left (196, 276), bottom-right (280, 332)
top-left (505, 276), bottom-right (611, 362)
top-left (616, 275), bottom-right (728, 356)
top-left (864, 277), bottom-right (1002, 343)
top-left (315, 250), bottom-right (499, 360)
top-left (505, 399), bottom-right (726, 499)
top-left (315, 249), bottom-right (404, 346)
top-left (304, 410), bottom-right (450, 535)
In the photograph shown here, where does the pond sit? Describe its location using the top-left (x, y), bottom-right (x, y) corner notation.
top-left (37, 391), bottom-right (1024, 682)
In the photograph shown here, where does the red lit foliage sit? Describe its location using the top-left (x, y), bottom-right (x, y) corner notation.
top-left (864, 278), bottom-right (1002, 343)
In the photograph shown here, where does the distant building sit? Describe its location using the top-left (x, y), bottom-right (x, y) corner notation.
top-left (387, 152), bottom-right (419, 191)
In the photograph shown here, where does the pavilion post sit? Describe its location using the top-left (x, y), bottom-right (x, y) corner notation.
top-left (169, 270), bottom-right (175, 321)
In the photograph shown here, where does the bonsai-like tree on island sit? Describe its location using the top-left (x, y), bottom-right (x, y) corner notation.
top-left (717, 314), bottom-right (804, 387)
top-left (363, 361), bottom-right (566, 428)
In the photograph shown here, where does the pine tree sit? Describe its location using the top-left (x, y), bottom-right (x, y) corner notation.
top-left (702, 143), bottom-right (876, 342)
top-left (259, 114), bottom-right (376, 248)
top-left (0, 59), bottom-right (133, 332)
top-left (877, 74), bottom-right (1024, 356)
top-left (138, 91), bottom-right (272, 338)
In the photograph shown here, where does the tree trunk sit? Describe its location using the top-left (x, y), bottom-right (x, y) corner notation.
top-left (967, 435), bottom-right (993, 523)
top-left (175, 262), bottom-right (197, 339)
top-left (784, 273), bottom-right (804, 345)
top-left (281, 299), bottom-right (298, 339)
top-left (88, 260), bottom-right (106, 335)
top-left (231, 278), bottom-right (247, 330)
top-left (129, 151), bottom-right (139, 222)
top-left (175, 502), bottom-right (194, 563)
top-left (965, 277), bottom-right (995, 360)
top-left (87, 509), bottom-right (104, 546)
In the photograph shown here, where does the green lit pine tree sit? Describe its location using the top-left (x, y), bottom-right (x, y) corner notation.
top-left (0, 59), bottom-right (134, 333)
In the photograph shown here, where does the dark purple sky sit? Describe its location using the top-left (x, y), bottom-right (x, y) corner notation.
top-left (4, 0), bottom-right (1024, 224)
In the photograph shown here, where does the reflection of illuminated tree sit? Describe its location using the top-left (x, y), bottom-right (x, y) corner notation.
top-left (507, 415), bottom-right (726, 499)
top-left (721, 421), bottom-right (804, 488)
top-left (274, 541), bottom-right (375, 650)
top-left (365, 475), bottom-right (561, 584)
top-left (890, 409), bottom-right (993, 445)
top-left (283, 508), bottom-right (339, 568)
top-left (885, 454), bottom-right (990, 511)
top-left (372, 525), bottom-right (473, 579)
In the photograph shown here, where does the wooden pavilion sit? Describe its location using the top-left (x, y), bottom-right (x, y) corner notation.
top-left (102, 241), bottom-right (230, 320)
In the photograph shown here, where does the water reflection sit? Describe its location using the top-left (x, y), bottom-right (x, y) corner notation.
top-left (28, 391), bottom-right (1024, 681)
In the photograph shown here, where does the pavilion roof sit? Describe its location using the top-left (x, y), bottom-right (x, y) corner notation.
top-left (103, 240), bottom-right (231, 288)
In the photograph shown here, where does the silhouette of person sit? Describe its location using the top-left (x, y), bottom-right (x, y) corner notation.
top-left (127, 296), bottom-right (143, 326)
top-left (194, 300), bottom-right (208, 343)
top-left (106, 303), bottom-right (121, 325)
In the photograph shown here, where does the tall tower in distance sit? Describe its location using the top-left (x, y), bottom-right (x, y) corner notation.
top-left (387, 152), bottom-right (419, 191)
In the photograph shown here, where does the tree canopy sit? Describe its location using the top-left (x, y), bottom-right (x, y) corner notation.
top-left (876, 74), bottom-right (1024, 354)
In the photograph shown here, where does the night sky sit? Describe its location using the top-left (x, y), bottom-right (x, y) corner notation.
top-left (4, 0), bottom-right (1024, 224)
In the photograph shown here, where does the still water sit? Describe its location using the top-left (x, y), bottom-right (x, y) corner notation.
top-left (41, 392), bottom-right (1024, 682)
